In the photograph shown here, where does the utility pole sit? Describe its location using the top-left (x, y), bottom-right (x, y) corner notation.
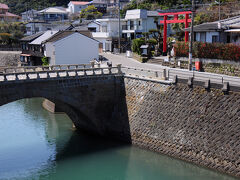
top-left (118, 0), bottom-right (121, 53)
top-left (218, 0), bottom-right (221, 21)
top-left (188, 0), bottom-right (195, 71)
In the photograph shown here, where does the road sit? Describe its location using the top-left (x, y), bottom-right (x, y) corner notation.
top-left (100, 52), bottom-right (167, 70)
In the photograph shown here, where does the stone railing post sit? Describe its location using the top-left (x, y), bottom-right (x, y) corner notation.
top-left (65, 71), bottom-right (69, 77)
top-left (56, 71), bottom-right (60, 78)
top-left (162, 69), bottom-right (166, 80)
top-left (15, 74), bottom-right (19, 81)
top-left (46, 72), bottom-right (50, 78)
top-left (36, 72), bottom-right (40, 79)
top-left (117, 64), bottom-right (122, 74)
top-left (101, 68), bottom-right (104, 75)
top-left (26, 73), bottom-right (30, 80)
top-left (90, 61), bottom-right (95, 68)
top-left (83, 65), bottom-right (87, 76)
top-left (3, 74), bottom-right (7, 81)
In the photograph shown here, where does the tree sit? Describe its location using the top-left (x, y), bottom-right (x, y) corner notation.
top-left (80, 5), bottom-right (103, 20)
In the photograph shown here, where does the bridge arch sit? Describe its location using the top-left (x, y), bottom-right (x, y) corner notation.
top-left (0, 73), bottom-right (131, 140)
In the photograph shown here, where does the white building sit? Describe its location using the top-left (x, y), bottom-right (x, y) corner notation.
top-left (43, 31), bottom-right (99, 65)
top-left (91, 18), bottom-right (125, 52)
top-left (68, 1), bottom-right (89, 14)
top-left (38, 7), bottom-right (68, 22)
top-left (122, 9), bottom-right (162, 40)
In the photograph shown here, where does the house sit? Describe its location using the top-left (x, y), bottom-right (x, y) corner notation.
top-left (20, 30), bottom-right (59, 66)
top-left (0, 3), bottom-right (21, 22)
top-left (121, 9), bottom-right (162, 40)
top-left (21, 9), bottom-right (39, 22)
top-left (20, 32), bottom-right (45, 66)
top-left (72, 20), bottom-right (100, 32)
top-left (189, 16), bottom-right (240, 44)
top-left (91, 18), bottom-right (125, 52)
top-left (43, 31), bottom-right (99, 65)
top-left (38, 7), bottom-right (68, 22)
top-left (25, 21), bottom-right (72, 36)
top-left (68, 1), bottom-right (89, 14)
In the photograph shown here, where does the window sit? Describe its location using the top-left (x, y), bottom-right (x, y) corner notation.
top-left (26, 27), bottom-right (31, 32)
top-left (130, 21), bottom-right (134, 30)
top-left (35, 27), bottom-right (39, 32)
top-left (102, 26), bottom-right (107, 32)
top-left (212, 35), bottom-right (219, 43)
top-left (200, 32), bottom-right (206, 42)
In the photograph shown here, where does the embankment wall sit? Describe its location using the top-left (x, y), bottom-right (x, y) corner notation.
top-left (124, 77), bottom-right (240, 177)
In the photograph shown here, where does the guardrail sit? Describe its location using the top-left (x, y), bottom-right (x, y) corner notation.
top-left (0, 65), bottom-right (122, 82)
top-left (168, 68), bottom-right (240, 89)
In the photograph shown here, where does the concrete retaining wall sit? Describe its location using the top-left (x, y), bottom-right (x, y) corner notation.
top-left (124, 77), bottom-right (240, 177)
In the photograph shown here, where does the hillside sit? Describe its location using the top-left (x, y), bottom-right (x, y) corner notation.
top-left (0, 0), bottom-right (71, 15)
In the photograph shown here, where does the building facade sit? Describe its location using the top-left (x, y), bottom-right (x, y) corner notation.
top-left (43, 31), bottom-right (99, 65)
top-left (68, 1), bottom-right (89, 14)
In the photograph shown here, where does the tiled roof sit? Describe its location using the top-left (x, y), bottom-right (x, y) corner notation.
top-left (0, 12), bottom-right (21, 18)
top-left (39, 7), bottom-right (67, 14)
top-left (70, 1), bottom-right (89, 5)
top-left (44, 30), bottom-right (95, 43)
top-left (30, 30), bottom-right (59, 45)
top-left (21, 32), bottom-right (45, 42)
top-left (0, 3), bottom-right (9, 10)
top-left (185, 15), bottom-right (240, 32)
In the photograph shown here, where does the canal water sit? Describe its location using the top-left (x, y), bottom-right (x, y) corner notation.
top-left (0, 98), bottom-right (237, 180)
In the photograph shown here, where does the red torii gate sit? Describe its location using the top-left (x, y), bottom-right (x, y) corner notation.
top-left (158, 9), bottom-right (192, 53)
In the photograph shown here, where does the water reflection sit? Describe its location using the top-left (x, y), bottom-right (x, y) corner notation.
top-left (0, 98), bottom-right (238, 180)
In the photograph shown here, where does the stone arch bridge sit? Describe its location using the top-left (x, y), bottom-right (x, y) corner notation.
top-left (0, 64), bottom-right (131, 140)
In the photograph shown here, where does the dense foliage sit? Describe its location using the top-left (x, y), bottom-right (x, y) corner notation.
top-left (0, 22), bottom-right (25, 45)
top-left (80, 5), bottom-right (102, 20)
top-left (174, 41), bottom-right (240, 61)
top-left (0, 0), bottom-right (84, 15)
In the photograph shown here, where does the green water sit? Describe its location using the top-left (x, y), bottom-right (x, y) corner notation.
top-left (0, 98), bottom-right (238, 180)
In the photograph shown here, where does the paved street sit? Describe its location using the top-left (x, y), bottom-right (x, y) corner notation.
top-left (100, 52), bottom-right (168, 70)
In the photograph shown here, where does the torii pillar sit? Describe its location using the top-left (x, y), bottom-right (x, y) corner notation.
top-left (159, 10), bottom-right (192, 53)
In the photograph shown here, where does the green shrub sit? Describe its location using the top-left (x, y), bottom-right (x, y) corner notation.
top-left (131, 38), bottom-right (145, 55)
top-left (41, 56), bottom-right (49, 66)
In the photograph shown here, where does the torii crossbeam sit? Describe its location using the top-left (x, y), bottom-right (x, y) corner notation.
top-left (158, 9), bottom-right (192, 53)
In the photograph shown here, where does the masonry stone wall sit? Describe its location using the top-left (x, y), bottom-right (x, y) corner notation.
top-left (124, 77), bottom-right (240, 177)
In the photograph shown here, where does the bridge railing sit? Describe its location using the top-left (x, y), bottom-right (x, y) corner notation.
top-left (122, 67), bottom-right (168, 80)
top-left (0, 65), bottom-right (122, 82)
top-left (1, 64), bottom-right (94, 74)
